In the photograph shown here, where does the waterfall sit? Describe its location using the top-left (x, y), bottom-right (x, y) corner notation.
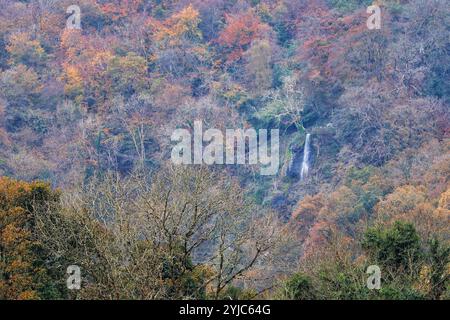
top-left (300, 133), bottom-right (311, 180)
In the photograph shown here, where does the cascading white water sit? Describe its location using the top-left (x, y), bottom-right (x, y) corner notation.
top-left (300, 133), bottom-right (311, 180)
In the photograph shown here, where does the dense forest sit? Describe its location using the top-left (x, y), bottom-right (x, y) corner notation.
top-left (0, 0), bottom-right (449, 300)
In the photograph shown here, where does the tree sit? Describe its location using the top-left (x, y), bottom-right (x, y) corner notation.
top-left (277, 273), bottom-right (316, 300)
top-left (147, 4), bottom-right (208, 78)
top-left (216, 10), bottom-right (270, 64)
top-left (425, 238), bottom-right (450, 299)
top-left (360, 221), bottom-right (449, 299)
top-left (298, 228), bottom-right (368, 300)
top-left (0, 64), bottom-right (41, 108)
top-left (100, 0), bottom-right (144, 21)
top-left (38, 165), bottom-right (282, 299)
top-left (363, 221), bottom-right (422, 276)
top-left (244, 39), bottom-right (273, 95)
top-left (0, 177), bottom-right (61, 299)
top-left (388, 0), bottom-right (449, 101)
top-left (256, 74), bottom-right (305, 130)
top-left (107, 53), bottom-right (149, 98)
top-left (6, 32), bottom-right (46, 67)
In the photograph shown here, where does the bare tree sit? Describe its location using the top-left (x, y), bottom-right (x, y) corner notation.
top-left (37, 164), bottom-right (286, 299)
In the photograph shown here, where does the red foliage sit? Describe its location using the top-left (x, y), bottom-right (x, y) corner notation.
top-left (101, 0), bottom-right (143, 21)
top-left (296, 8), bottom-right (383, 82)
top-left (216, 10), bottom-right (270, 64)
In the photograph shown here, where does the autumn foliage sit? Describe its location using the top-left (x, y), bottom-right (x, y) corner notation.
top-left (0, 0), bottom-right (448, 300)
top-left (0, 177), bottom-right (59, 299)
top-left (217, 10), bottom-right (270, 64)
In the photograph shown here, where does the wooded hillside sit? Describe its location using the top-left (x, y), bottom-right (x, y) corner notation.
top-left (0, 0), bottom-right (448, 300)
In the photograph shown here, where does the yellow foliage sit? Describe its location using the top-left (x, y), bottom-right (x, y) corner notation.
top-left (150, 5), bottom-right (201, 46)
top-left (6, 32), bottom-right (45, 66)
top-left (0, 177), bottom-right (58, 300)
top-left (62, 64), bottom-right (84, 97)
top-left (438, 188), bottom-right (450, 210)
top-left (375, 185), bottom-right (428, 218)
top-left (17, 290), bottom-right (39, 300)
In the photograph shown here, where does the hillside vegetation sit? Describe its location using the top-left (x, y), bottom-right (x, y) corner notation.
top-left (0, 0), bottom-right (449, 299)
